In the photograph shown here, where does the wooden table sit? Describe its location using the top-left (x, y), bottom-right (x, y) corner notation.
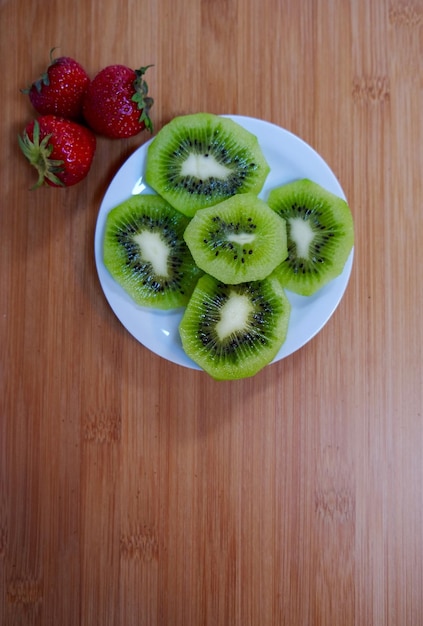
top-left (1, 1), bottom-right (422, 624)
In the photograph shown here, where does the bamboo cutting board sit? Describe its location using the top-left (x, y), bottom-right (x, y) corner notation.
top-left (1, 0), bottom-right (423, 625)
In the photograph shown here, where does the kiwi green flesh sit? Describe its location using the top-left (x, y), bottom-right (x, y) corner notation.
top-left (184, 193), bottom-right (288, 285)
top-left (267, 179), bottom-right (354, 296)
top-left (145, 113), bottom-right (270, 217)
top-left (179, 273), bottom-right (291, 380)
top-left (103, 195), bottom-right (202, 309)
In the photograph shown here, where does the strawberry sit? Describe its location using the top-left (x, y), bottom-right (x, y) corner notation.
top-left (18, 115), bottom-right (96, 188)
top-left (82, 64), bottom-right (154, 138)
top-left (22, 49), bottom-right (90, 120)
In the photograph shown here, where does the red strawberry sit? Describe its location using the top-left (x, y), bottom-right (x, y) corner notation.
top-left (82, 64), bottom-right (154, 138)
top-left (18, 115), bottom-right (96, 188)
top-left (22, 49), bottom-right (90, 120)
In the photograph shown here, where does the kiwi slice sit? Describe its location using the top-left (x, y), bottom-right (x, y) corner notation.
top-left (179, 273), bottom-right (291, 380)
top-left (183, 193), bottom-right (288, 285)
top-left (267, 179), bottom-right (354, 296)
top-left (103, 194), bottom-right (202, 309)
top-left (145, 113), bottom-right (270, 217)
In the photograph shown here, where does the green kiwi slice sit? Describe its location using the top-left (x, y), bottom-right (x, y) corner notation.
top-left (145, 113), bottom-right (270, 217)
top-left (183, 193), bottom-right (288, 285)
top-left (103, 195), bottom-right (202, 309)
top-left (179, 273), bottom-right (291, 380)
top-left (267, 179), bottom-right (354, 296)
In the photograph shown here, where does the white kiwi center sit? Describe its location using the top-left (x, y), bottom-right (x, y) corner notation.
top-left (215, 292), bottom-right (253, 340)
top-left (133, 231), bottom-right (169, 276)
top-left (181, 153), bottom-right (231, 180)
top-left (227, 232), bottom-right (255, 245)
top-left (289, 217), bottom-right (315, 258)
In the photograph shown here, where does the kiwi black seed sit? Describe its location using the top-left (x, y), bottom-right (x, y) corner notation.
top-left (267, 179), bottom-right (354, 296)
top-left (103, 195), bottom-right (202, 309)
top-left (179, 273), bottom-right (291, 380)
top-left (145, 113), bottom-right (270, 217)
top-left (183, 193), bottom-right (288, 284)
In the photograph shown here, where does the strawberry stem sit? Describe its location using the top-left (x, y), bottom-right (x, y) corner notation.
top-left (132, 65), bottom-right (154, 133)
top-left (21, 47), bottom-right (59, 94)
top-left (18, 120), bottom-right (64, 188)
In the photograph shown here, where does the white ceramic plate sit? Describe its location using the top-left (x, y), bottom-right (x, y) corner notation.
top-left (94, 115), bottom-right (354, 370)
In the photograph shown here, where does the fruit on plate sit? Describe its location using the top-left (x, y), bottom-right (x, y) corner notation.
top-left (22, 49), bottom-right (90, 120)
top-left (144, 113), bottom-right (270, 217)
top-left (82, 64), bottom-right (154, 138)
top-left (18, 115), bottom-right (96, 187)
top-left (183, 193), bottom-right (287, 285)
top-left (103, 195), bottom-right (202, 309)
top-left (267, 179), bottom-right (354, 296)
top-left (179, 273), bottom-right (291, 380)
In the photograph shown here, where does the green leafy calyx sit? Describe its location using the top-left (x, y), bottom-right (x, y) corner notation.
top-left (21, 47), bottom-right (60, 95)
top-left (18, 120), bottom-right (64, 188)
top-left (131, 65), bottom-right (154, 133)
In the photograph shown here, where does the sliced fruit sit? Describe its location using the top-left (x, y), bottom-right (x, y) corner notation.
top-left (144, 113), bottom-right (270, 216)
top-left (183, 193), bottom-right (287, 284)
top-left (103, 195), bottom-right (202, 309)
top-left (179, 273), bottom-right (291, 380)
top-left (267, 179), bottom-right (354, 295)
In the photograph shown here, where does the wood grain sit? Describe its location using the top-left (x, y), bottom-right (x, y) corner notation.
top-left (1, 0), bottom-right (423, 624)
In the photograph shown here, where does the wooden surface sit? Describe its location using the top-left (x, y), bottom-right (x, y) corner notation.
top-left (1, 1), bottom-right (423, 624)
